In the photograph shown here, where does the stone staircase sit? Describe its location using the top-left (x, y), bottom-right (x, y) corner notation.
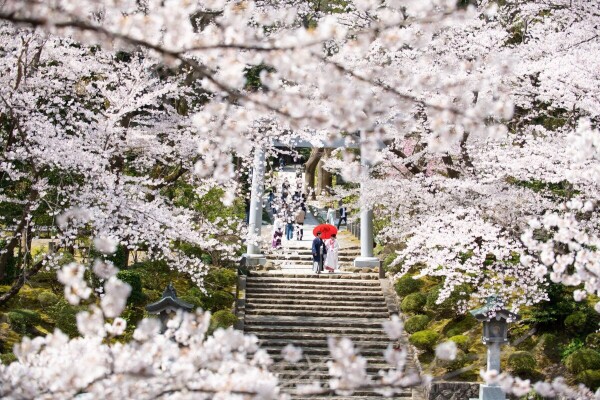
top-left (264, 244), bottom-right (361, 273)
top-left (239, 272), bottom-right (417, 399)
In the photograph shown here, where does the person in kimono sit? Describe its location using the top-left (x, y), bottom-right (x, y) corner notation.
top-left (324, 234), bottom-right (339, 272)
top-left (312, 231), bottom-right (327, 273)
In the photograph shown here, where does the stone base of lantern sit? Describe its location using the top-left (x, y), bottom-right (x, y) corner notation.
top-left (470, 384), bottom-right (505, 400)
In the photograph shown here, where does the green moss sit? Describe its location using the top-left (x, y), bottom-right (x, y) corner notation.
top-left (0, 322), bottom-right (21, 353)
top-left (0, 353), bottom-right (17, 365)
top-left (586, 333), bottom-right (600, 351)
top-left (426, 284), bottom-right (470, 318)
top-left (449, 335), bottom-right (470, 352)
top-left (409, 330), bottom-right (440, 352)
top-left (576, 369), bottom-right (600, 391)
top-left (47, 299), bottom-right (84, 338)
top-left (443, 315), bottom-right (478, 337)
top-left (438, 349), bottom-right (468, 372)
top-left (565, 311), bottom-right (587, 333)
top-left (566, 349), bottom-right (600, 375)
top-left (37, 290), bottom-right (59, 307)
top-left (401, 293), bottom-right (426, 314)
top-left (405, 315), bottom-right (431, 334)
top-left (209, 310), bottom-right (238, 333)
top-left (508, 351), bottom-right (537, 374)
top-left (394, 275), bottom-right (424, 297)
top-left (7, 309), bottom-right (41, 334)
top-left (538, 333), bottom-right (561, 361)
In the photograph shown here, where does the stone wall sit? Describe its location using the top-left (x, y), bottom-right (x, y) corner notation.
top-left (428, 382), bottom-right (479, 400)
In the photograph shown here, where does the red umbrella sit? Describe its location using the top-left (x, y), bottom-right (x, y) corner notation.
top-left (313, 224), bottom-right (338, 239)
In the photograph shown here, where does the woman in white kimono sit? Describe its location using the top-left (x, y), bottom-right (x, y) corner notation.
top-left (324, 234), bottom-right (339, 272)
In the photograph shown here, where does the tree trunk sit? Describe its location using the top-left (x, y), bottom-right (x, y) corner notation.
top-left (304, 148), bottom-right (323, 199)
top-left (317, 149), bottom-right (333, 196)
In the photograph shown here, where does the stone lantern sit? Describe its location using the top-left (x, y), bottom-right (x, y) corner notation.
top-left (470, 297), bottom-right (519, 400)
top-left (146, 283), bottom-right (194, 330)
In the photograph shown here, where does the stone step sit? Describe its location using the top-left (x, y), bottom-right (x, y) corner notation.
top-left (265, 346), bottom-right (387, 358)
top-left (247, 284), bottom-right (383, 292)
top-left (250, 273), bottom-right (380, 280)
top-left (245, 331), bottom-right (391, 341)
top-left (247, 304), bottom-right (387, 313)
top-left (247, 298), bottom-right (387, 307)
top-left (273, 362), bottom-right (394, 373)
top-left (245, 325), bottom-right (388, 335)
top-left (248, 287), bottom-right (383, 295)
top-left (247, 277), bottom-right (381, 286)
top-left (247, 279), bottom-right (381, 287)
top-left (259, 338), bottom-right (390, 348)
top-left (245, 316), bottom-right (387, 327)
top-left (246, 309), bottom-right (390, 318)
top-left (248, 293), bottom-right (385, 302)
top-left (272, 255), bottom-right (358, 261)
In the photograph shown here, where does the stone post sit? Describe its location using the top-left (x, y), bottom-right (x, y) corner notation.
top-left (478, 342), bottom-right (505, 400)
top-left (244, 148), bottom-right (266, 266)
top-left (354, 131), bottom-right (380, 268)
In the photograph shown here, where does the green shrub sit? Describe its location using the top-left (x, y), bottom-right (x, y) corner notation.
top-left (37, 291), bottom-right (59, 307)
top-left (566, 349), bottom-right (600, 375)
top-left (587, 333), bottom-right (600, 351)
top-left (409, 330), bottom-right (440, 351)
top-left (443, 315), bottom-right (478, 337)
top-left (0, 353), bottom-right (17, 365)
top-left (538, 333), bottom-right (561, 361)
top-left (205, 268), bottom-right (237, 290)
top-left (394, 275), bottom-right (424, 297)
top-left (508, 351), bottom-right (537, 374)
top-left (426, 284), bottom-right (470, 318)
top-left (438, 349), bottom-right (468, 372)
top-left (405, 315), bottom-right (430, 334)
top-left (7, 309), bottom-right (41, 334)
top-left (562, 338), bottom-right (585, 360)
top-left (210, 310), bottom-right (238, 333)
top-left (401, 293), bottom-right (426, 314)
top-left (205, 290), bottom-right (234, 312)
top-left (449, 335), bottom-right (470, 352)
top-left (116, 270), bottom-right (143, 304)
top-left (565, 311), bottom-right (587, 333)
top-left (576, 369), bottom-right (600, 391)
top-left (47, 300), bottom-right (83, 337)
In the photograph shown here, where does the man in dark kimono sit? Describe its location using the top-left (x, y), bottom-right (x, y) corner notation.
top-left (312, 231), bottom-right (327, 274)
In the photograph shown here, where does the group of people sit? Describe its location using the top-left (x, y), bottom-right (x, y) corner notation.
top-left (270, 178), bottom-right (307, 249)
top-left (312, 231), bottom-right (339, 273)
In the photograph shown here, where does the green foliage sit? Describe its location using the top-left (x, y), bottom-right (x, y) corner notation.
top-left (209, 310), bottom-right (238, 333)
top-left (562, 338), bottom-right (585, 360)
top-left (438, 349), bottom-right (468, 372)
top-left (7, 309), bottom-right (40, 334)
top-left (205, 268), bottom-right (237, 290)
top-left (508, 351), bottom-right (537, 374)
top-left (527, 283), bottom-right (582, 330)
top-left (394, 275), bottom-right (423, 297)
top-left (586, 333), bottom-right (600, 351)
top-left (47, 299), bottom-right (84, 337)
top-left (426, 284), bottom-right (470, 318)
top-left (0, 240), bottom-right (18, 284)
top-left (115, 50), bottom-right (132, 62)
top-left (576, 370), bottom-right (600, 391)
top-left (0, 353), bottom-right (16, 365)
top-left (506, 177), bottom-right (578, 199)
top-left (449, 335), bottom-right (470, 352)
top-left (37, 290), bottom-right (59, 307)
top-left (405, 315), bottom-right (430, 334)
top-left (443, 315), bottom-right (478, 337)
top-left (565, 349), bottom-right (600, 375)
top-left (244, 64), bottom-right (275, 91)
top-left (409, 330), bottom-right (440, 351)
top-left (116, 270), bottom-right (144, 304)
top-left (565, 311), bottom-right (587, 333)
top-left (401, 293), bottom-right (426, 314)
top-left (538, 333), bottom-right (561, 361)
